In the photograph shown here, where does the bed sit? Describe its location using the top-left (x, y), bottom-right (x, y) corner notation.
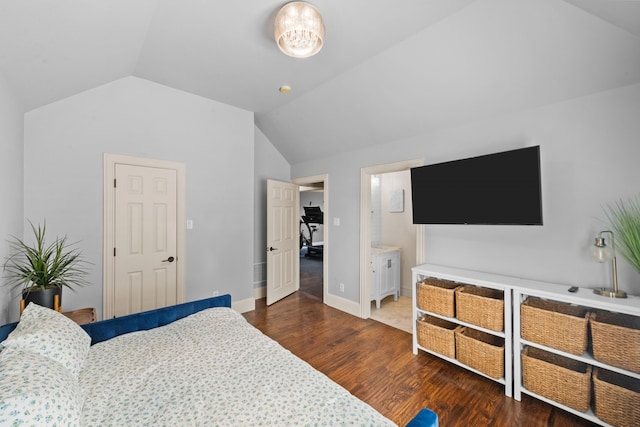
top-left (0, 295), bottom-right (437, 426)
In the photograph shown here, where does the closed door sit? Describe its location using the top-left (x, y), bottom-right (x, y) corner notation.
top-left (266, 179), bottom-right (299, 305)
top-left (113, 164), bottom-right (178, 316)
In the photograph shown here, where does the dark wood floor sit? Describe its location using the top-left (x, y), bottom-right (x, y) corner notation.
top-left (243, 289), bottom-right (597, 427)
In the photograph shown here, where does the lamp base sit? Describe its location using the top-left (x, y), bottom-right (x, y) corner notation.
top-left (593, 288), bottom-right (628, 298)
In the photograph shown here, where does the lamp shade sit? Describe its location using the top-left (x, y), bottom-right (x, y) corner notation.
top-left (274, 2), bottom-right (325, 58)
top-left (592, 237), bottom-right (612, 263)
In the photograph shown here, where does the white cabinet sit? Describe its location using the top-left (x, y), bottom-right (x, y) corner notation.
top-left (411, 264), bottom-right (513, 397)
top-left (513, 282), bottom-right (640, 427)
top-left (371, 246), bottom-right (400, 309)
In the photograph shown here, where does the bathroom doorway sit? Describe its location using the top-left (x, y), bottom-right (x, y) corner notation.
top-left (359, 160), bottom-right (424, 330)
top-left (368, 171), bottom-right (414, 332)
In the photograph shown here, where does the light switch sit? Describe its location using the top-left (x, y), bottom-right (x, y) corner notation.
top-left (333, 217), bottom-right (340, 226)
top-left (186, 219), bottom-right (194, 229)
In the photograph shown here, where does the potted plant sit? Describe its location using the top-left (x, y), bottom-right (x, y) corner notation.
top-left (3, 221), bottom-right (90, 311)
top-left (605, 195), bottom-right (640, 274)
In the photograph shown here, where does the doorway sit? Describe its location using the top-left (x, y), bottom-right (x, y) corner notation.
top-left (359, 160), bottom-right (424, 327)
top-left (299, 185), bottom-right (324, 301)
top-left (292, 175), bottom-right (328, 303)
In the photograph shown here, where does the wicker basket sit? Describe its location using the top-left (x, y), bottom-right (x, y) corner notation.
top-left (416, 278), bottom-right (462, 317)
top-left (455, 286), bottom-right (504, 332)
top-left (454, 327), bottom-right (504, 379)
top-left (520, 297), bottom-right (590, 355)
top-left (591, 310), bottom-right (640, 373)
top-left (521, 346), bottom-right (592, 412)
top-left (416, 314), bottom-right (461, 358)
top-left (593, 367), bottom-right (640, 427)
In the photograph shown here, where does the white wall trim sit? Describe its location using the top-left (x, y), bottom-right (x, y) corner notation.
top-left (360, 159), bottom-right (424, 319)
top-left (232, 297), bottom-right (255, 314)
top-left (103, 153), bottom-right (186, 319)
top-left (325, 293), bottom-right (361, 318)
top-left (253, 286), bottom-right (266, 300)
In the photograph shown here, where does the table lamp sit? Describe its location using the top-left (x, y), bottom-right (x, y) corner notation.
top-left (592, 230), bottom-right (627, 298)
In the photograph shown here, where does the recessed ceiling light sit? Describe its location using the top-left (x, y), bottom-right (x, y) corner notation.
top-left (279, 85), bottom-right (292, 94)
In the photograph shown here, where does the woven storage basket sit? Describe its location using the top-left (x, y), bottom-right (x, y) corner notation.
top-left (416, 314), bottom-right (461, 358)
top-left (455, 286), bottom-right (504, 331)
top-left (521, 346), bottom-right (592, 412)
top-left (591, 310), bottom-right (640, 373)
top-left (454, 327), bottom-right (504, 379)
top-left (521, 297), bottom-right (590, 355)
top-left (593, 367), bottom-right (640, 427)
top-left (417, 278), bottom-right (462, 317)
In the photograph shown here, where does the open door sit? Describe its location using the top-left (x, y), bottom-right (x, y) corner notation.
top-left (266, 179), bottom-right (300, 305)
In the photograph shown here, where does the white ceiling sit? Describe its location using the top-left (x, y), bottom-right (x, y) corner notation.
top-left (1, 0), bottom-right (639, 164)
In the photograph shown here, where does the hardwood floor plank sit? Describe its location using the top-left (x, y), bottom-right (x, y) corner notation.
top-left (243, 291), bottom-right (598, 427)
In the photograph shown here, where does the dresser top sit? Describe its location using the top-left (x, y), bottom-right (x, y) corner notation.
top-left (413, 263), bottom-right (640, 315)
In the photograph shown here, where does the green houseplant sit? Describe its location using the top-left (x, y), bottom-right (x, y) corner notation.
top-left (605, 195), bottom-right (640, 274)
top-left (3, 221), bottom-right (90, 311)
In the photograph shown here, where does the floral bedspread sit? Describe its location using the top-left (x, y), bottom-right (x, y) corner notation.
top-left (79, 307), bottom-right (395, 426)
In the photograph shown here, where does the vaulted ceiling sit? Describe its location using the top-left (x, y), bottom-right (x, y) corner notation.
top-left (1, 0), bottom-right (639, 164)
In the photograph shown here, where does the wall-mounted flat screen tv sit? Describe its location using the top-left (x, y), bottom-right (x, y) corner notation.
top-left (410, 146), bottom-right (543, 225)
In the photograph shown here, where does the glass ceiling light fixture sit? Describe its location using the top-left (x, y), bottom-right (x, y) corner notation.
top-left (592, 230), bottom-right (628, 298)
top-left (274, 2), bottom-right (325, 58)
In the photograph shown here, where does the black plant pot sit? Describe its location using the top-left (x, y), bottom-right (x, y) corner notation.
top-left (22, 286), bottom-right (62, 311)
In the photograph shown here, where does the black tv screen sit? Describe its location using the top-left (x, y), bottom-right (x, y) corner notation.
top-left (410, 146), bottom-right (543, 225)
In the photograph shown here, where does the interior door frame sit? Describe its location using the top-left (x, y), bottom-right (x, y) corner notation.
top-left (103, 153), bottom-right (186, 319)
top-left (292, 174), bottom-right (328, 303)
top-left (359, 159), bottom-right (424, 319)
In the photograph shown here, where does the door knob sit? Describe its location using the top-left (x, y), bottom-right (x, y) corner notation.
top-left (162, 256), bottom-right (175, 263)
top-left (267, 246), bottom-right (278, 252)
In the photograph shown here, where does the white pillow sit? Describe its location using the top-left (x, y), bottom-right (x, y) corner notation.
top-left (2, 303), bottom-right (91, 378)
top-left (0, 347), bottom-right (82, 426)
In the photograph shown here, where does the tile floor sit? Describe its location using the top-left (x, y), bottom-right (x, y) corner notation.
top-left (370, 295), bottom-right (412, 334)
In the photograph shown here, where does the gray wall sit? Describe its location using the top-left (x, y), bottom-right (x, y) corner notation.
top-left (21, 76), bottom-right (255, 321)
top-left (0, 72), bottom-right (24, 324)
top-left (253, 126), bottom-right (290, 290)
top-left (291, 83), bottom-right (640, 301)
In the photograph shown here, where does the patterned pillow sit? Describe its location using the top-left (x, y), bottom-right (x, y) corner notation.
top-left (2, 303), bottom-right (91, 378)
top-left (0, 347), bottom-right (82, 426)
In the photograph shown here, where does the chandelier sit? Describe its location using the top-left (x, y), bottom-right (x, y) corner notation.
top-left (274, 2), bottom-right (325, 58)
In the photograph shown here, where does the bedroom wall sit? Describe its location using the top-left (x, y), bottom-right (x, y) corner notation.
top-left (291, 83), bottom-right (640, 307)
top-left (253, 126), bottom-right (290, 293)
top-left (0, 72), bottom-right (24, 324)
top-left (21, 76), bottom-right (255, 322)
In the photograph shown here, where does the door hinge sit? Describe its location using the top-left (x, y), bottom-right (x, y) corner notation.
top-left (113, 247), bottom-right (116, 256)
top-left (113, 178), bottom-right (116, 188)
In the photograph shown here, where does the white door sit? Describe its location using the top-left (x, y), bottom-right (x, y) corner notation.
top-left (266, 179), bottom-right (300, 305)
top-left (113, 164), bottom-right (178, 317)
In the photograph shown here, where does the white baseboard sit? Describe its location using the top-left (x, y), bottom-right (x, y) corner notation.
top-left (244, 287), bottom-right (361, 319)
top-left (232, 297), bottom-right (255, 314)
top-left (253, 286), bottom-right (266, 300)
top-left (325, 293), bottom-right (363, 318)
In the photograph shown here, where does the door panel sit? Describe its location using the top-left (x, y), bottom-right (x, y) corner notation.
top-left (266, 179), bottom-right (299, 305)
top-left (114, 164), bottom-right (178, 316)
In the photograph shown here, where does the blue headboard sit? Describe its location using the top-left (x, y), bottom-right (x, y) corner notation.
top-left (0, 294), bottom-right (232, 345)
